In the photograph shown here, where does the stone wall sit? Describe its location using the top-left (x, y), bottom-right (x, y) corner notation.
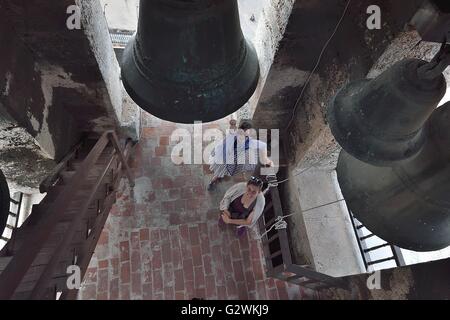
top-left (0, 0), bottom-right (139, 192)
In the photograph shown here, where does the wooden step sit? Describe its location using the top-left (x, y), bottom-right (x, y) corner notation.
top-left (21, 203), bottom-right (94, 232)
top-left (0, 256), bottom-right (13, 273)
top-left (12, 222), bottom-right (89, 254)
top-left (31, 246), bottom-right (75, 268)
top-left (59, 171), bottom-right (75, 184)
top-left (12, 249), bottom-right (82, 296)
top-left (58, 167), bottom-right (115, 186)
top-left (39, 183), bottom-right (110, 209)
top-left (75, 145), bottom-right (115, 164)
top-left (0, 134), bottom-right (128, 300)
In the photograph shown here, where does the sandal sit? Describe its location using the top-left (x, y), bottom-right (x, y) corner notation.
top-left (218, 216), bottom-right (226, 230)
top-left (207, 181), bottom-right (216, 191)
top-left (236, 226), bottom-right (247, 238)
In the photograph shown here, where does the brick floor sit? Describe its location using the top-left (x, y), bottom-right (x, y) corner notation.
top-left (78, 114), bottom-right (318, 300)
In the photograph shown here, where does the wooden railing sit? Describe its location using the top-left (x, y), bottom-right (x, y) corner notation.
top-left (258, 181), bottom-right (349, 291)
top-left (0, 193), bottom-right (24, 252)
top-left (0, 131), bottom-right (134, 299)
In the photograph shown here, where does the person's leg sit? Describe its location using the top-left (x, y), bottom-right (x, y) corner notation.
top-left (210, 175), bottom-right (220, 184)
top-left (218, 215), bottom-right (226, 230)
top-left (218, 210), bottom-right (231, 230)
top-left (207, 175), bottom-right (220, 191)
top-left (236, 226), bottom-right (247, 238)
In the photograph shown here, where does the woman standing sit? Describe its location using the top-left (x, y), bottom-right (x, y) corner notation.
top-left (207, 120), bottom-right (273, 191)
top-left (219, 177), bottom-right (266, 237)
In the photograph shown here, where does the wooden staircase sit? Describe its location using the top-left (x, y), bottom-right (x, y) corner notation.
top-left (0, 131), bottom-right (134, 300)
top-left (258, 178), bottom-right (349, 292)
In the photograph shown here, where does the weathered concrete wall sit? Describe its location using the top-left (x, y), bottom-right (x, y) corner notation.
top-left (237, 0), bottom-right (296, 120)
top-left (0, 0), bottom-right (139, 191)
top-left (294, 169), bottom-right (366, 277)
top-left (77, 0), bottom-right (125, 132)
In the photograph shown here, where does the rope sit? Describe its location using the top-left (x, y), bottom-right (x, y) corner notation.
top-left (286, 0), bottom-right (352, 131)
top-left (256, 215), bottom-right (292, 240)
top-left (263, 145), bottom-right (341, 189)
top-left (256, 199), bottom-right (346, 240)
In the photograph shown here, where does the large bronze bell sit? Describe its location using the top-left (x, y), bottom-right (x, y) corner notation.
top-left (121, 0), bottom-right (260, 124)
top-left (328, 59), bottom-right (450, 251)
top-left (328, 59), bottom-right (446, 165)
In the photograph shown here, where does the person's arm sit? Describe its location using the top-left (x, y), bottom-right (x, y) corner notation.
top-left (221, 210), bottom-right (255, 226)
top-left (222, 210), bottom-right (231, 218)
top-left (259, 148), bottom-right (274, 166)
top-left (252, 140), bottom-right (273, 166)
top-left (219, 183), bottom-right (244, 211)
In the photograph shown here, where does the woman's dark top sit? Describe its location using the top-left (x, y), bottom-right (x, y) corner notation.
top-left (229, 195), bottom-right (256, 220)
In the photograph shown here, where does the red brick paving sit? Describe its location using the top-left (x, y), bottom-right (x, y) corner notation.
top-left (78, 114), bottom-right (318, 300)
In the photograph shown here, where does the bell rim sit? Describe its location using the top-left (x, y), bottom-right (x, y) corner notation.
top-left (121, 37), bottom-right (260, 124)
top-left (336, 150), bottom-right (450, 252)
top-left (327, 80), bottom-right (425, 166)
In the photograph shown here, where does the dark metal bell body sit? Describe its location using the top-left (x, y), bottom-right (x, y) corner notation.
top-left (121, 0), bottom-right (260, 124)
top-left (328, 59), bottom-right (449, 251)
top-left (328, 59), bottom-right (446, 166)
top-left (337, 102), bottom-right (450, 251)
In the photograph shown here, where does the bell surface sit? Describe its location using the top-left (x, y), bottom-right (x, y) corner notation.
top-left (328, 59), bottom-right (446, 166)
top-left (121, 0), bottom-right (260, 124)
top-left (336, 102), bottom-right (450, 252)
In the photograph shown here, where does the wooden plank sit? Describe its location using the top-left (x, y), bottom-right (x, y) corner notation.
top-left (0, 133), bottom-right (110, 299)
top-left (62, 151), bottom-right (127, 300)
top-left (262, 202), bottom-right (274, 216)
top-left (108, 132), bottom-right (134, 187)
top-left (62, 190), bottom-right (118, 300)
top-left (286, 275), bottom-right (308, 285)
top-left (269, 187), bottom-right (292, 266)
top-left (286, 264), bottom-right (349, 289)
top-left (29, 153), bottom-right (117, 299)
top-left (264, 216), bottom-right (277, 229)
top-left (40, 142), bottom-right (83, 193)
top-left (261, 234), bottom-right (279, 247)
top-left (0, 257), bottom-right (13, 273)
top-left (269, 250), bottom-right (283, 259)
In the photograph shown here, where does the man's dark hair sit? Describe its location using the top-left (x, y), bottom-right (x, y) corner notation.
top-left (239, 119), bottom-right (253, 131)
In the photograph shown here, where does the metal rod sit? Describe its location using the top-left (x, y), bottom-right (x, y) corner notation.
top-left (367, 257), bottom-right (395, 266)
top-left (347, 210), bottom-right (369, 271)
top-left (363, 243), bottom-right (390, 253)
top-left (360, 233), bottom-right (376, 241)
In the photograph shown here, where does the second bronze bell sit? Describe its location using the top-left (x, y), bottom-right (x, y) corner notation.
top-left (328, 58), bottom-right (450, 252)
